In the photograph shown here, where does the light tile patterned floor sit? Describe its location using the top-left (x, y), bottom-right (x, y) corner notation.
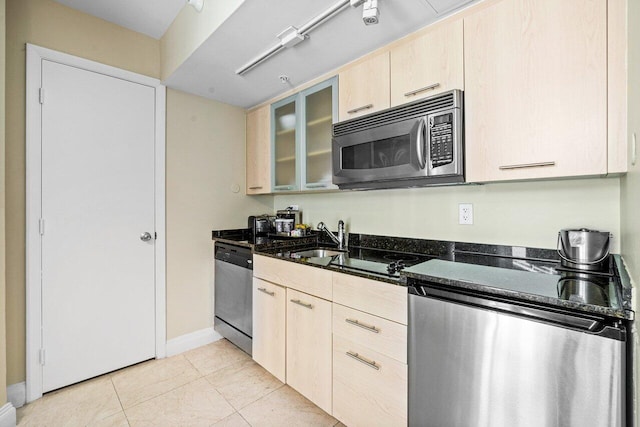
top-left (17, 339), bottom-right (344, 427)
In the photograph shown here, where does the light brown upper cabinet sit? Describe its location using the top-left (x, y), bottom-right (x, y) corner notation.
top-left (338, 51), bottom-right (390, 121)
top-left (246, 105), bottom-right (271, 194)
top-left (464, 0), bottom-right (608, 182)
top-left (390, 19), bottom-right (464, 107)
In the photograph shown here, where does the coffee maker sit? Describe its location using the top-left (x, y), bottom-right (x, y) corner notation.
top-left (275, 208), bottom-right (302, 234)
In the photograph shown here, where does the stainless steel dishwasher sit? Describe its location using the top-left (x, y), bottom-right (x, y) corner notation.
top-left (214, 242), bottom-right (253, 355)
top-left (408, 283), bottom-right (626, 427)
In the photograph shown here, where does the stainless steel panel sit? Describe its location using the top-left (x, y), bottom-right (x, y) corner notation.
top-left (214, 317), bottom-right (252, 355)
top-left (214, 259), bottom-right (253, 337)
top-left (409, 294), bottom-right (624, 427)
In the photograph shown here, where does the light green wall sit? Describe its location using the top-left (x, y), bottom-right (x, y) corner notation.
top-left (166, 89), bottom-right (272, 339)
top-left (275, 177), bottom-right (621, 252)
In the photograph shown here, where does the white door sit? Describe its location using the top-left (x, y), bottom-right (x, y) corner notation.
top-left (40, 59), bottom-right (156, 392)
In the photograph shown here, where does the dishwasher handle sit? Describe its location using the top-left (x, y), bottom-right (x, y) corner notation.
top-left (409, 283), bottom-right (626, 341)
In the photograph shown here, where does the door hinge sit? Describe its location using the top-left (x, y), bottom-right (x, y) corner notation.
top-left (39, 218), bottom-right (45, 236)
top-left (39, 348), bottom-right (46, 366)
top-left (39, 88), bottom-right (45, 104)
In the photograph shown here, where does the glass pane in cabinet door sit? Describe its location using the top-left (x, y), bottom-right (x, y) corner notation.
top-left (274, 101), bottom-right (297, 188)
top-left (305, 86), bottom-right (333, 185)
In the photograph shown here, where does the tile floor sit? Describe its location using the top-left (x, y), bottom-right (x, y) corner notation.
top-left (17, 339), bottom-right (345, 427)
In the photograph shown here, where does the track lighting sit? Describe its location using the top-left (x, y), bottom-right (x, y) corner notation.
top-left (235, 0), bottom-right (381, 75)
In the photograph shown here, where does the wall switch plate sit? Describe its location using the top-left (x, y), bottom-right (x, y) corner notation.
top-left (459, 203), bottom-right (473, 225)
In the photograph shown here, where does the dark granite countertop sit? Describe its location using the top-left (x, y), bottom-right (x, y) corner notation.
top-left (212, 229), bottom-right (634, 320)
top-left (403, 255), bottom-right (632, 320)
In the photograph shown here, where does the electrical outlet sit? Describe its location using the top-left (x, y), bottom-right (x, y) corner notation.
top-left (459, 203), bottom-right (473, 225)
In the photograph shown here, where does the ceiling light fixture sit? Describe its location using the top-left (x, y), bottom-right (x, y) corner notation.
top-left (187, 0), bottom-right (204, 13)
top-left (236, 0), bottom-right (378, 75)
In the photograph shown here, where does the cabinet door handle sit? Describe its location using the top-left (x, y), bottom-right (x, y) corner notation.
top-left (345, 318), bottom-right (379, 334)
top-left (290, 299), bottom-right (313, 309)
top-left (404, 83), bottom-right (440, 97)
top-left (257, 287), bottom-right (275, 296)
top-left (499, 161), bottom-right (555, 170)
top-left (346, 351), bottom-right (380, 370)
top-left (347, 104), bottom-right (373, 114)
top-left (248, 186), bottom-right (263, 190)
top-left (306, 183), bottom-right (328, 189)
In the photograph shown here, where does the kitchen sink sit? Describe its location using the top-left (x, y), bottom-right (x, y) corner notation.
top-left (291, 248), bottom-right (346, 258)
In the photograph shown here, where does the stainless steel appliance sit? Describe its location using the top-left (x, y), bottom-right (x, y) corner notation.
top-left (214, 242), bottom-right (253, 355)
top-left (248, 215), bottom-right (274, 238)
top-left (407, 271), bottom-right (626, 427)
top-left (332, 90), bottom-right (464, 190)
top-left (558, 228), bottom-right (612, 271)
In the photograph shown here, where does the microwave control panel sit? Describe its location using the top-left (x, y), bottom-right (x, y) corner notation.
top-left (429, 113), bottom-right (454, 168)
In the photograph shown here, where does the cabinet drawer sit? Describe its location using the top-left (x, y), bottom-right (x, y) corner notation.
top-left (333, 303), bottom-right (407, 363)
top-left (254, 254), bottom-right (332, 300)
top-left (333, 335), bottom-right (407, 427)
top-left (332, 272), bottom-right (407, 325)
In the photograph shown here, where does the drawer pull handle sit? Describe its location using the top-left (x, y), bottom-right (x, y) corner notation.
top-left (345, 318), bottom-right (379, 334)
top-left (290, 299), bottom-right (313, 309)
top-left (404, 83), bottom-right (440, 97)
top-left (499, 161), bottom-right (555, 170)
top-left (248, 186), bottom-right (263, 190)
top-left (346, 351), bottom-right (380, 370)
top-left (306, 183), bottom-right (328, 189)
top-left (257, 287), bottom-right (275, 296)
top-left (347, 104), bottom-right (373, 114)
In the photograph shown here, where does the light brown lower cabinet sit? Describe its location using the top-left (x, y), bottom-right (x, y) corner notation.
top-left (286, 288), bottom-right (333, 414)
top-left (332, 334), bottom-right (408, 427)
top-left (252, 278), bottom-right (286, 383)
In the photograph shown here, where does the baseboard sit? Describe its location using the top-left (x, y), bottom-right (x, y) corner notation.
top-left (165, 327), bottom-right (222, 357)
top-left (0, 402), bottom-right (16, 427)
top-left (6, 383), bottom-right (25, 409)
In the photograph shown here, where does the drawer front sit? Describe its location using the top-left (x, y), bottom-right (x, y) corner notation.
top-left (333, 335), bottom-right (407, 427)
top-left (254, 254), bottom-right (332, 300)
top-left (333, 303), bottom-right (407, 363)
top-left (332, 272), bottom-right (407, 325)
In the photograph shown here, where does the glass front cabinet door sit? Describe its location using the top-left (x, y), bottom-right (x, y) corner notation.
top-left (272, 77), bottom-right (338, 192)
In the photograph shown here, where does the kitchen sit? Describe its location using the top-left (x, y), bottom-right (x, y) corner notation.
top-left (0, 0), bottom-right (639, 426)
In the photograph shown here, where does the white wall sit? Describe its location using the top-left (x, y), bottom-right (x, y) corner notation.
top-left (275, 177), bottom-right (621, 252)
top-left (166, 89), bottom-right (272, 339)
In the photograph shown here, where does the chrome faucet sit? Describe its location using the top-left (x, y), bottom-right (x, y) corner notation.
top-left (317, 220), bottom-right (346, 250)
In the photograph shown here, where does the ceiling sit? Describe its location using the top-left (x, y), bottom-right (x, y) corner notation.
top-left (53, 0), bottom-right (477, 108)
top-left (53, 0), bottom-right (185, 39)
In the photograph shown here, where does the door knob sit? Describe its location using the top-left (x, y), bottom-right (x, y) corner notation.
top-left (140, 232), bottom-right (153, 242)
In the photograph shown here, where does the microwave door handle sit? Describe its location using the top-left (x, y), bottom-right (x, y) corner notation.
top-left (416, 118), bottom-right (427, 169)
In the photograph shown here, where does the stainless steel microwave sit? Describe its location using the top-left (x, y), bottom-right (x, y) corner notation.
top-left (332, 90), bottom-right (464, 190)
